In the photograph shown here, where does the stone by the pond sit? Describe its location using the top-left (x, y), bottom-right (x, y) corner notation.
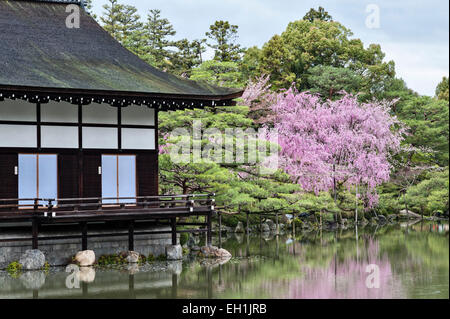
top-left (214, 248), bottom-right (232, 258)
top-left (19, 249), bottom-right (45, 270)
top-left (199, 246), bottom-right (232, 259)
top-left (166, 245), bottom-right (182, 260)
top-left (20, 271), bottom-right (46, 290)
top-left (234, 222), bottom-right (245, 233)
top-left (399, 209), bottom-right (422, 219)
top-left (200, 256), bottom-right (231, 267)
top-left (127, 264), bottom-right (140, 275)
top-left (377, 215), bottom-right (387, 224)
top-left (186, 235), bottom-right (197, 248)
top-left (74, 250), bottom-right (95, 267)
top-left (126, 251), bottom-right (140, 263)
top-left (388, 214), bottom-right (397, 221)
top-left (261, 223), bottom-right (270, 233)
top-left (77, 266), bottom-right (96, 283)
top-left (167, 260), bottom-right (183, 275)
top-left (266, 219), bottom-right (276, 231)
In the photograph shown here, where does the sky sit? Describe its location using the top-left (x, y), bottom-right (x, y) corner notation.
top-left (90, 0), bottom-right (449, 96)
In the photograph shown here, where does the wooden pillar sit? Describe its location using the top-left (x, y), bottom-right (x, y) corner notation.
top-left (32, 218), bottom-right (39, 250)
top-left (129, 274), bottom-right (135, 299)
top-left (171, 273), bottom-right (178, 299)
top-left (82, 281), bottom-right (88, 298)
top-left (276, 213), bottom-right (279, 236)
top-left (81, 222), bottom-right (88, 251)
top-left (218, 212), bottom-right (222, 248)
top-left (171, 218), bottom-right (177, 245)
top-left (246, 212), bottom-right (250, 235)
top-left (128, 220), bottom-right (135, 251)
top-left (292, 213), bottom-right (296, 238)
top-left (259, 215), bottom-right (262, 233)
top-left (206, 212), bottom-right (212, 246)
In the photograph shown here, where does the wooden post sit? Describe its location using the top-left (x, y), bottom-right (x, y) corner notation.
top-left (206, 212), bottom-right (212, 246)
top-left (82, 281), bottom-right (88, 298)
top-left (171, 218), bottom-right (177, 245)
top-left (276, 213), bottom-right (279, 236)
top-left (128, 220), bottom-right (135, 251)
top-left (32, 199), bottom-right (39, 249)
top-left (246, 212), bottom-right (250, 235)
top-left (218, 212), bottom-right (222, 248)
top-left (259, 215), bottom-right (262, 233)
top-left (129, 274), bottom-right (135, 299)
top-left (81, 222), bottom-right (88, 251)
top-left (292, 213), bottom-right (296, 238)
top-left (320, 210), bottom-right (323, 229)
top-left (171, 273), bottom-right (178, 299)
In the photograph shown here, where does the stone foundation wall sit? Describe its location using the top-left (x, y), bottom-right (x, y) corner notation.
top-left (0, 225), bottom-right (174, 268)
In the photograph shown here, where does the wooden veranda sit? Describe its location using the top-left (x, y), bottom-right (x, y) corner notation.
top-left (0, 194), bottom-right (216, 250)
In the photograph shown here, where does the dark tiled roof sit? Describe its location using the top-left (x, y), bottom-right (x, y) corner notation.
top-left (0, 0), bottom-right (242, 101)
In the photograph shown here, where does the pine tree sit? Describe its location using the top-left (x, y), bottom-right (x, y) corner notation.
top-left (206, 20), bottom-right (243, 62)
top-left (303, 6), bottom-right (333, 22)
top-left (143, 9), bottom-right (177, 70)
top-left (83, 0), bottom-right (97, 20)
top-left (100, 0), bottom-right (145, 57)
top-left (169, 38), bottom-right (206, 76)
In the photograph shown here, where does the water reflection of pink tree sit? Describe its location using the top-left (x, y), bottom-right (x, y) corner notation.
top-left (286, 239), bottom-right (405, 299)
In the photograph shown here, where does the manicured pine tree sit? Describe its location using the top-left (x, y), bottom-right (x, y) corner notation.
top-left (303, 6), bottom-right (333, 22)
top-left (100, 0), bottom-right (145, 57)
top-left (143, 9), bottom-right (177, 70)
top-left (206, 20), bottom-right (243, 62)
top-left (169, 38), bottom-right (206, 77)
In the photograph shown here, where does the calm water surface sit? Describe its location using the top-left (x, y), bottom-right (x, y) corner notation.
top-left (0, 221), bottom-right (448, 299)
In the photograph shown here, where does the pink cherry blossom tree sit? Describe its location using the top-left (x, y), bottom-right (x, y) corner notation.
top-left (271, 87), bottom-right (405, 217)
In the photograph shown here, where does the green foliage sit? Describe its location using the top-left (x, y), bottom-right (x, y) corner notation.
top-left (397, 96), bottom-right (449, 166)
top-left (97, 254), bottom-right (128, 266)
top-left (6, 261), bottom-right (22, 277)
top-left (436, 76), bottom-right (449, 101)
top-left (169, 39), bottom-right (206, 76)
top-left (180, 232), bottom-right (189, 246)
top-left (156, 254), bottom-right (167, 261)
top-left (206, 20), bottom-right (243, 62)
top-left (240, 46), bottom-right (263, 82)
top-left (406, 169), bottom-right (449, 215)
top-left (143, 9), bottom-right (177, 69)
top-left (190, 60), bottom-right (245, 88)
top-left (307, 65), bottom-right (363, 99)
top-left (100, 0), bottom-right (145, 56)
top-left (303, 6), bottom-right (333, 22)
top-left (255, 18), bottom-right (395, 94)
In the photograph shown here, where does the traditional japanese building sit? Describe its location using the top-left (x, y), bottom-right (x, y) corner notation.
top-left (0, 0), bottom-right (242, 264)
top-left (0, 0), bottom-right (242, 202)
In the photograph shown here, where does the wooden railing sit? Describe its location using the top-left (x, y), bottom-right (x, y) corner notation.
top-left (0, 194), bottom-right (216, 250)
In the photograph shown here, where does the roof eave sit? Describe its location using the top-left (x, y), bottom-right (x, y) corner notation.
top-left (0, 84), bottom-right (244, 109)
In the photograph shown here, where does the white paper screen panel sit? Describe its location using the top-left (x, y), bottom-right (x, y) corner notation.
top-left (41, 126), bottom-right (79, 148)
top-left (121, 105), bottom-right (155, 126)
top-left (121, 128), bottom-right (155, 150)
top-left (82, 127), bottom-right (118, 149)
top-left (41, 101), bottom-right (78, 123)
top-left (0, 99), bottom-right (36, 121)
top-left (82, 104), bottom-right (117, 124)
top-left (0, 124), bottom-right (37, 147)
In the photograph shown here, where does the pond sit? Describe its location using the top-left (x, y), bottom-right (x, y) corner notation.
top-left (0, 221), bottom-right (448, 299)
